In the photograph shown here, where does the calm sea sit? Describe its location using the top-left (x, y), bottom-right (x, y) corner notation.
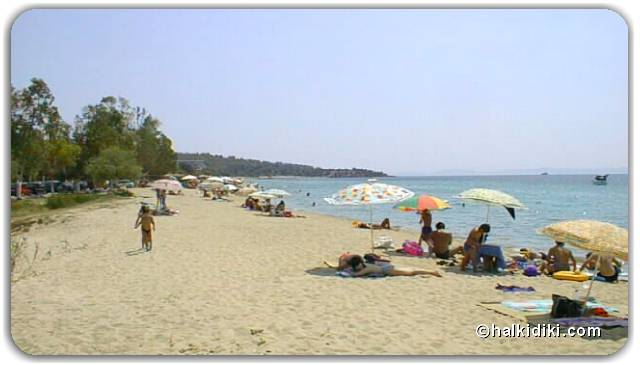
top-left (253, 174), bottom-right (629, 256)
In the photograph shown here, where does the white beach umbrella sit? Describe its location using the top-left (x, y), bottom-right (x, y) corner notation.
top-left (207, 176), bottom-right (225, 183)
top-left (262, 189), bottom-right (291, 198)
top-left (199, 181), bottom-right (224, 191)
top-left (224, 184), bottom-right (239, 191)
top-left (456, 188), bottom-right (525, 221)
top-left (325, 182), bottom-right (414, 251)
top-left (249, 192), bottom-right (277, 200)
top-left (151, 179), bottom-right (182, 193)
top-left (180, 175), bottom-right (198, 181)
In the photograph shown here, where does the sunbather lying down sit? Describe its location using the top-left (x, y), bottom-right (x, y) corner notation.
top-left (352, 218), bottom-right (392, 230)
top-left (325, 254), bottom-right (441, 278)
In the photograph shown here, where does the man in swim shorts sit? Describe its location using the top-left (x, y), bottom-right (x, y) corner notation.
top-left (428, 222), bottom-right (464, 259)
top-left (580, 252), bottom-right (622, 283)
top-left (418, 209), bottom-right (433, 246)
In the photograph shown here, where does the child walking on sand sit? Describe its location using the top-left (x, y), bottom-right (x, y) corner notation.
top-left (134, 205), bottom-right (156, 251)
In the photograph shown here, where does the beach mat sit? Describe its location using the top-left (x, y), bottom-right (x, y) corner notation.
top-left (477, 302), bottom-right (550, 323)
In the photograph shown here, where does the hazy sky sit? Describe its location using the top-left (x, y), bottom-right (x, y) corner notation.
top-left (11, 9), bottom-right (628, 175)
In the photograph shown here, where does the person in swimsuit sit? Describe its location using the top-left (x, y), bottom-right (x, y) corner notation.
top-left (350, 255), bottom-right (442, 277)
top-left (428, 222), bottom-right (464, 259)
top-left (134, 205), bottom-right (156, 251)
top-left (540, 241), bottom-right (576, 275)
top-left (418, 209), bottom-right (433, 246)
top-left (460, 224), bottom-right (490, 272)
top-left (580, 252), bottom-right (622, 282)
top-left (323, 252), bottom-right (359, 271)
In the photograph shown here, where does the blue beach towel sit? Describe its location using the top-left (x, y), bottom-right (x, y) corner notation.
top-left (501, 300), bottom-right (618, 313)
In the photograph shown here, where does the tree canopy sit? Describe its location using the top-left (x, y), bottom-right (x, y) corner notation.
top-left (11, 78), bottom-right (177, 184)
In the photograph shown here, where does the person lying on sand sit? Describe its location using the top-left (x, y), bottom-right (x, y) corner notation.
top-left (353, 218), bottom-right (391, 230)
top-left (539, 241), bottom-right (576, 275)
top-left (428, 222), bottom-right (464, 259)
top-left (324, 252), bottom-right (359, 270)
top-left (580, 252), bottom-right (622, 283)
top-left (350, 255), bottom-right (442, 278)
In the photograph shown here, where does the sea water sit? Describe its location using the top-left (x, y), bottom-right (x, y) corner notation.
top-left (253, 174), bottom-right (629, 257)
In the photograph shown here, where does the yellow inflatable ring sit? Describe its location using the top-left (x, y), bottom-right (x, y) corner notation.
top-left (552, 271), bottom-right (589, 282)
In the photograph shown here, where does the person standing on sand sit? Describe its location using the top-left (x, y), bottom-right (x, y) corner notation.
top-left (418, 209), bottom-right (433, 246)
top-left (134, 205), bottom-right (156, 251)
top-left (460, 224), bottom-right (491, 272)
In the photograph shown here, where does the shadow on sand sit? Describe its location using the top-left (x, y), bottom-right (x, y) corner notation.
top-left (124, 248), bottom-right (147, 256)
top-left (305, 267), bottom-right (338, 277)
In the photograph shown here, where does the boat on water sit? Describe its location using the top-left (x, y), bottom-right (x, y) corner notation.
top-left (541, 172), bottom-right (549, 175)
top-left (593, 175), bottom-right (609, 185)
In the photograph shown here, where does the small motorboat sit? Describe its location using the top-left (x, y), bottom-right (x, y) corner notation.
top-left (593, 175), bottom-right (609, 185)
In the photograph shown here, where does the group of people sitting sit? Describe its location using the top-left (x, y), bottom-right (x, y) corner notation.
top-left (324, 252), bottom-right (442, 278)
top-left (243, 197), bottom-right (290, 217)
top-left (510, 241), bottom-right (623, 282)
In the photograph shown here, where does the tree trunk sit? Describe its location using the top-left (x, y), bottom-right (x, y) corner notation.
top-left (16, 179), bottom-right (22, 200)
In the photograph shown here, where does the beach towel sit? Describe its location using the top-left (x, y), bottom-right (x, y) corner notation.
top-left (552, 317), bottom-right (628, 328)
top-left (335, 269), bottom-right (384, 278)
top-left (495, 284), bottom-right (535, 292)
top-left (501, 300), bottom-right (618, 313)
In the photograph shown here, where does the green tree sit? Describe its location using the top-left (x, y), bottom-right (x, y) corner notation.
top-left (85, 147), bottom-right (142, 187)
top-left (11, 79), bottom-right (71, 183)
top-left (74, 96), bottom-right (137, 173)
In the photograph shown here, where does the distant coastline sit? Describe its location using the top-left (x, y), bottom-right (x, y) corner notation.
top-left (177, 152), bottom-right (388, 178)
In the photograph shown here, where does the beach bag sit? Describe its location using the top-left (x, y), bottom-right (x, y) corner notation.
top-left (551, 294), bottom-right (584, 318)
top-left (402, 241), bottom-right (424, 256)
top-left (523, 265), bottom-right (540, 277)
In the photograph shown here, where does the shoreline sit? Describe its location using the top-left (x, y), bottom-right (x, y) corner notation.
top-left (10, 189), bottom-right (628, 355)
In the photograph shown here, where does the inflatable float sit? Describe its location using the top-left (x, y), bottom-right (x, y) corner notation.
top-left (552, 271), bottom-right (590, 282)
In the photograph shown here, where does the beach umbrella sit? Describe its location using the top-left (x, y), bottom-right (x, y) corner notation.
top-left (236, 187), bottom-right (258, 196)
top-left (539, 219), bottom-right (628, 301)
top-left (393, 194), bottom-right (451, 212)
top-left (325, 182), bottom-right (414, 251)
top-left (540, 220), bottom-right (628, 261)
top-left (224, 184), bottom-right (239, 191)
top-left (249, 192), bottom-right (277, 200)
top-left (263, 189), bottom-right (291, 198)
top-left (180, 175), bottom-right (198, 181)
top-left (456, 188), bottom-right (525, 221)
top-left (207, 177), bottom-right (225, 183)
top-left (199, 181), bottom-right (224, 191)
top-left (151, 179), bottom-right (182, 193)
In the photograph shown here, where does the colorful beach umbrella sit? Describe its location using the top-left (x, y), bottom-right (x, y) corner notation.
top-left (456, 188), bottom-right (525, 220)
top-left (325, 182), bottom-right (414, 251)
top-left (393, 194), bottom-right (451, 212)
top-left (539, 219), bottom-right (628, 301)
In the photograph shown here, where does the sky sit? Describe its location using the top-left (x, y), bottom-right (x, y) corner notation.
top-left (10, 9), bottom-right (628, 176)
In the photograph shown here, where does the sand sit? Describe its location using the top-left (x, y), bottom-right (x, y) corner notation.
top-left (10, 189), bottom-right (628, 355)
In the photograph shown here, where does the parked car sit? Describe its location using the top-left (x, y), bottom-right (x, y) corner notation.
top-left (26, 182), bottom-right (46, 196)
top-left (117, 179), bottom-right (135, 189)
top-left (10, 183), bottom-right (32, 196)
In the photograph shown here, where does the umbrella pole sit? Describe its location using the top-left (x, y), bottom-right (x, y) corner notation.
top-left (584, 256), bottom-right (600, 302)
top-left (369, 205), bottom-right (374, 253)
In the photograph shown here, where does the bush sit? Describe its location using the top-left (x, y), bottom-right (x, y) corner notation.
top-left (45, 193), bottom-right (103, 209)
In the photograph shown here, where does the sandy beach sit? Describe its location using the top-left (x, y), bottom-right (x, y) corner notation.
top-left (10, 188), bottom-right (628, 355)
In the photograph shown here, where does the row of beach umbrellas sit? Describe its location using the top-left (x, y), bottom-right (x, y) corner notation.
top-left (323, 181), bottom-right (628, 260)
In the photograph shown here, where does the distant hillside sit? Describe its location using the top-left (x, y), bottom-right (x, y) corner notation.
top-left (177, 153), bottom-right (388, 178)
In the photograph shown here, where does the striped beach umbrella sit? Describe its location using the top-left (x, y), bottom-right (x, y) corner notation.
top-left (393, 194), bottom-right (451, 212)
